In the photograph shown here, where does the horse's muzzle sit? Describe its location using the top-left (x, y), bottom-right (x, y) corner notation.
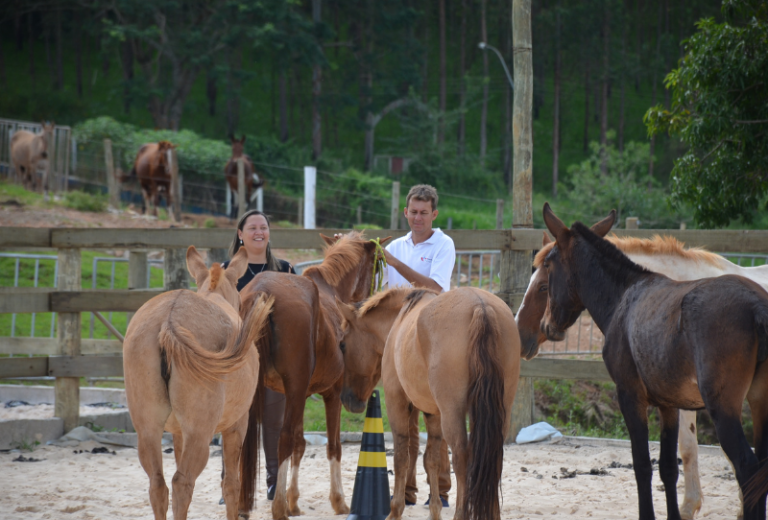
top-left (541, 322), bottom-right (566, 342)
top-left (340, 387), bottom-right (367, 414)
top-left (518, 330), bottom-right (541, 360)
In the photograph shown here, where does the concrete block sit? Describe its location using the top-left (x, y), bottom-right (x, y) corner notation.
top-left (79, 411), bottom-right (134, 433)
top-left (0, 418), bottom-right (64, 450)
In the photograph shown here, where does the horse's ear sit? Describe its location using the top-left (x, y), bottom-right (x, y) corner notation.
top-left (542, 231), bottom-right (552, 247)
top-left (226, 247), bottom-right (249, 285)
top-left (186, 246), bottom-right (209, 286)
top-left (543, 202), bottom-right (570, 245)
top-left (379, 236), bottom-right (392, 246)
top-left (240, 135), bottom-right (246, 144)
top-left (229, 134), bottom-right (235, 143)
top-left (320, 234), bottom-right (338, 246)
top-left (590, 209), bottom-right (617, 238)
top-left (336, 297), bottom-right (358, 325)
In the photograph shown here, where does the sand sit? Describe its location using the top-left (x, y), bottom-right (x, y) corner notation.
top-left (0, 437), bottom-right (741, 520)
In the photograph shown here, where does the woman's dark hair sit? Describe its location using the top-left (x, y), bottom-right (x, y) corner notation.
top-left (229, 210), bottom-right (281, 271)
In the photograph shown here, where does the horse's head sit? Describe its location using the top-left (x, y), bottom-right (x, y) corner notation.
top-left (541, 203), bottom-right (615, 341)
top-left (230, 134), bottom-right (246, 158)
top-left (515, 232), bottom-right (554, 359)
top-left (337, 298), bottom-right (386, 414)
top-left (186, 246), bottom-right (248, 311)
top-left (156, 141), bottom-right (176, 176)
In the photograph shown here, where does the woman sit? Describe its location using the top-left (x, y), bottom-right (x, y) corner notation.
top-left (223, 209), bottom-right (294, 501)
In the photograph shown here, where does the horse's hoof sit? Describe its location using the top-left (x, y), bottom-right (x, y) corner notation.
top-left (287, 507), bottom-right (304, 516)
top-left (332, 503), bottom-right (350, 515)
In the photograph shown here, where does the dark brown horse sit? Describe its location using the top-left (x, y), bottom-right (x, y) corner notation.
top-left (224, 135), bottom-right (264, 219)
top-left (121, 141), bottom-right (176, 220)
top-left (236, 231), bottom-right (390, 520)
top-left (540, 203), bottom-right (768, 520)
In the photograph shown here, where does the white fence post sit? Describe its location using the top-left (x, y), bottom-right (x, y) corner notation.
top-left (226, 182), bottom-right (232, 218)
top-left (391, 181), bottom-right (400, 230)
top-left (304, 166), bottom-right (316, 229)
top-left (256, 187), bottom-right (264, 212)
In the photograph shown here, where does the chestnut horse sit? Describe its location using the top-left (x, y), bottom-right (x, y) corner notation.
top-left (122, 141), bottom-right (176, 219)
top-left (10, 122), bottom-right (55, 192)
top-left (124, 246), bottom-right (274, 520)
top-left (540, 203), bottom-right (768, 520)
top-left (224, 135), bottom-right (264, 219)
top-left (338, 286), bottom-right (520, 520)
top-left (517, 232), bottom-right (768, 519)
top-left (238, 231), bottom-right (390, 520)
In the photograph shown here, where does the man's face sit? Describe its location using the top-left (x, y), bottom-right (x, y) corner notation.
top-left (404, 198), bottom-right (438, 234)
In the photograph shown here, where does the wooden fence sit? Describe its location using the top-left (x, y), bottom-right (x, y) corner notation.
top-left (2, 227), bottom-right (768, 436)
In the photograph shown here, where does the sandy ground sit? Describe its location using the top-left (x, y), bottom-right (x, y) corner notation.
top-left (0, 437), bottom-right (742, 520)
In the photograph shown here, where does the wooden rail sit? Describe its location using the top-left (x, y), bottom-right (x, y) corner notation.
top-left (0, 226), bottom-right (765, 438)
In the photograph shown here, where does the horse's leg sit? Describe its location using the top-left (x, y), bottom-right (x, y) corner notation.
top-left (172, 432), bottom-right (184, 468)
top-left (385, 389), bottom-right (415, 520)
top-left (221, 414), bottom-right (248, 520)
top-left (658, 406), bottom-right (682, 520)
top-left (272, 385), bottom-right (304, 520)
top-left (746, 361), bottom-right (768, 520)
top-left (141, 187), bottom-right (150, 215)
top-left (441, 410), bottom-right (468, 520)
top-left (677, 409), bottom-right (702, 520)
top-left (170, 429), bottom-right (214, 520)
top-left (287, 411), bottom-right (307, 516)
top-left (321, 382), bottom-right (350, 515)
top-left (617, 388), bottom-right (655, 520)
top-left (422, 412), bottom-right (445, 520)
top-left (152, 189), bottom-right (160, 217)
top-left (136, 422), bottom-right (171, 520)
top-left (404, 407), bottom-right (420, 505)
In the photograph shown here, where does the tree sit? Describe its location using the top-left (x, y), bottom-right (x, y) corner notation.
top-left (645, 0), bottom-right (768, 227)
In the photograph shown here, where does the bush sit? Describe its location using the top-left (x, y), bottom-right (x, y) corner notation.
top-left (62, 190), bottom-right (108, 212)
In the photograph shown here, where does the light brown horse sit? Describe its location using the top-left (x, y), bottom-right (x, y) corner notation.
top-left (124, 246), bottom-right (274, 520)
top-left (338, 286), bottom-right (521, 520)
top-left (122, 141), bottom-right (176, 218)
top-left (10, 122), bottom-right (55, 192)
top-left (224, 135), bottom-right (264, 219)
top-left (238, 231), bottom-right (390, 520)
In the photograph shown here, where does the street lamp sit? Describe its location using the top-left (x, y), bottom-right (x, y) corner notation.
top-left (478, 42), bottom-right (514, 90)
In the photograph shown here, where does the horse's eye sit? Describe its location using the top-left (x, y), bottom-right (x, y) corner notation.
top-left (539, 285), bottom-right (548, 293)
top-left (339, 342), bottom-right (346, 353)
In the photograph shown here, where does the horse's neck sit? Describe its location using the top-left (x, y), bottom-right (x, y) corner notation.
top-left (366, 299), bottom-right (407, 353)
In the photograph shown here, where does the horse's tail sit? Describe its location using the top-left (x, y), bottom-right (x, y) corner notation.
top-left (464, 301), bottom-right (505, 520)
top-left (157, 293), bottom-right (273, 386)
top-left (238, 291), bottom-right (275, 513)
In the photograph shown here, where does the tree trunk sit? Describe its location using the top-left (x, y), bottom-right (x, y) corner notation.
top-left (75, 10), bottom-right (83, 98)
top-left (649, 0), bottom-right (663, 187)
top-left (312, 0), bottom-right (322, 160)
top-left (512, 0), bottom-right (533, 218)
top-left (121, 40), bottom-right (134, 113)
top-left (583, 59), bottom-right (590, 153)
top-left (226, 48), bottom-right (242, 136)
top-left (290, 67), bottom-right (297, 140)
top-left (422, 0), bottom-right (430, 103)
top-left (552, 3), bottom-right (561, 197)
top-left (619, 27), bottom-right (626, 151)
top-left (0, 34), bottom-right (5, 88)
top-left (600, 0), bottom-right (610, 175)
top-left (206, 69), bottom-right (217, 116)
top-left (55, 8), bottom-right (63, 91)
top-left (15, 14), bottom-right (23, 52)
top-left (45, 18), bottom-right (55, 89)
top-left (457, 0), bottom-right (467, 157)
top-left (635, 0), bottom-right (642, 91)
top-left (279, 70), bottom-right (289, 142)
top-left (438, 0), bottom-right (446, 145)
top-left (664, 0), bottom-right (670, 109)
top-left (480, 0), bottom-right (488, 166)
top-left (502, 0), bottom-right (512, 190)
top-left (28, 12), bottom-right (35, 82)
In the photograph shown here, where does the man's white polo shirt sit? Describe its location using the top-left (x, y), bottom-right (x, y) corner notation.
top-left (385, 228), bottom-right (455, 293)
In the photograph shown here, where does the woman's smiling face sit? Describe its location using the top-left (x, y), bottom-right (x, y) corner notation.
top-left (238, 214), bottom-right (270, 253)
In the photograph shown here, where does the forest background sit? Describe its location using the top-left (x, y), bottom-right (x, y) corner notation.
top-left (0, 0), bottom-right (758, 229)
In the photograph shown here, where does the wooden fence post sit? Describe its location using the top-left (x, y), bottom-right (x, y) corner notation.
top-left (507, 0), bottom-right (535, 443)
top-left (168, 147), bottom-right (181, 223)
top-left (298, 197), bottom-right (303, 227)
top-left (391, 181), bottom-right (400, 230)
top-left (626, 217), bottom-right (639, 229)
top-left (127, 251), bottom-right (148, 325)
top-left (104, 139), bottom-right (120, 209)
top-left (237, 158), bottom-right (246, 220)
top-left (496, 199), bottom-right (505, 230)
top-left (55, 248), bottom-right (81, 433)
top-left (164, 249), bottom-right (188, 291)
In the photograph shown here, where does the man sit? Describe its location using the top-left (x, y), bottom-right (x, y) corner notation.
top-left (384, 184), bottom-right (455, 508)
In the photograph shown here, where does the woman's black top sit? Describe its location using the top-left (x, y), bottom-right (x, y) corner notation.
top-left (222, 259), bottom-right (296, 292)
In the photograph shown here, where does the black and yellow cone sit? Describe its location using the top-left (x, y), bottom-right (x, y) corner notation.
top-left (347, 390), bottom-right (391, 520)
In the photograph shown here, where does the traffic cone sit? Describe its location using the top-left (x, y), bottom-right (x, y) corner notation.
top-left (347, 389), bottom-right (391, 520)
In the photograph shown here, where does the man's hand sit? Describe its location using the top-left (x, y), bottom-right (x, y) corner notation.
top-left (383, 249), bottom-right (399, 269)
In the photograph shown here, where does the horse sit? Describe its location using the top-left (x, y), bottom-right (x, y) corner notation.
top-left (123, 245), bottom-right (274, 520)
top-left (10, 122), bottom-right (55, 192)
top-left (516, 232), bottom-right (768, 519)
top-left (224, 135), bottom-right (264, 219)
top-left (238, 231), bottom-right (391, 520)
top-left (539, 203), bottom-right (768, 520)
top-left (121, 141), bottom-right (176, 219)
top-left (337, 286), bottom-right (520, 520)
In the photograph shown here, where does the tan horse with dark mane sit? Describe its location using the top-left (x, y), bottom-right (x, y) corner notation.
top-left (237, 231), bottom-right (390, 520)
top-left (338, 286), bottom-right (521, 520)
top-left (10, 122), bottom-right (55, 192)
top-left (123, 246), bottom-right (274, 520)
top-left (224, 135), bottom-right (264, 219)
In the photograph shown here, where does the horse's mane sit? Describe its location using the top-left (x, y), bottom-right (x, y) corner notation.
top-left (355, 287), bottom-right (413, 317)
top-left (303, 231), bottom-right (367, 286)
top-left (534, 232), bottom-right (721, 268)
top-left (208, 264), bottom-right (223, 290)
top-left (402, 288), bottom-right (437, 315)
top-left (571, 222), bottom-right (651, 275)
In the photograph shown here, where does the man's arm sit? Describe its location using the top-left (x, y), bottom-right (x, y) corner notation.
top-left (383, 249), bottom-right (443, 293)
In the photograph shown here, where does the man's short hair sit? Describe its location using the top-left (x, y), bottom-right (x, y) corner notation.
top-left (405, 184), bottom-right (439, 211)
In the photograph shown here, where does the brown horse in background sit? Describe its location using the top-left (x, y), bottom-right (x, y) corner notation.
top-left (123, 246), bottom-right (274, 520)
top-left (10, 122), bottom-right (55, 192)
top-left (224, 135), bottom-right (264, 219)
top-left (338, 286), bottom-right (520, 520)
top-left (120, 141), bottom-right (176, 219)
top-left (237, 231), bottom-right (390, 520)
